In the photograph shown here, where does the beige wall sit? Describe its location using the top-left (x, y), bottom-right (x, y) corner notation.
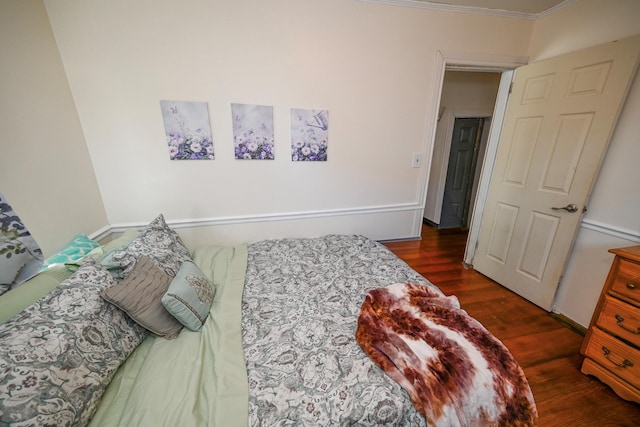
top-left (0, 0), bottom-right (108, 256)
top-left (555, 66), bottom-right (640, 328)
top-left (43, 0), bottom-right (532, 245)
top-left (529, 0), bottom-right (640, 61)
top-left (528, 0), bottom-right (640, 327)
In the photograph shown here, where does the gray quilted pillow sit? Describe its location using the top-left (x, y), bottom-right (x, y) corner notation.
top-left (102, 256), bottom-right (183, 339)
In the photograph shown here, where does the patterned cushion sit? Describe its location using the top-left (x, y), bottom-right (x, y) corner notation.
top-left (110, 214), bottom-right (191, 279)
top-left (40, 233), bottom-right (100, 271)
top-left (162, 260), bottom-right (215, 331)
top-left (0, 193), bottom-right (43, 296)
top-left (0, 259), bottom-right (148, 426)
top-left (0, 240), bottom-right (32, 286)
top-left (101, 256), bottom-right (184, 339)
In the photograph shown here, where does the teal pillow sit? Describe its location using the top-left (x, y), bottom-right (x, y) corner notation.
top-left (40, 234), bottom-right (99, 271)
top-left (161, 260), bottom-right (215, 331)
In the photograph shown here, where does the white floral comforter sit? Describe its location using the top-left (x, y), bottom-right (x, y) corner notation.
top-left (242, 235), bottom-right (438, 426)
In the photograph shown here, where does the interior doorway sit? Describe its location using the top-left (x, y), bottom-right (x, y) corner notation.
top-left (423, 70), bottom-right (501, 229)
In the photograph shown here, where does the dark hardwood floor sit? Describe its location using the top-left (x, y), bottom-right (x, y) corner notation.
top-left (383, 224), bottom-right (640, 426)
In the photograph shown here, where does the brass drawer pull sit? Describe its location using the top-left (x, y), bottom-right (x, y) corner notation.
top-left (615, 314), bottom-right (640, 334)
top-left (627, 283), bottom-right (637, 290)
top-left (602, 346), bottom-right (634, 368)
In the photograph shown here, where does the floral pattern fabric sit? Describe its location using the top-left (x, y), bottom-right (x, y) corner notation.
top-left (242, 235), bottom-right (439, 426)
top-left (0, 259), bottom-right (148, 426)
top-left (109, 214), bottom-right (191, 279)
top-left (0, 192), bottom-right (43, 295)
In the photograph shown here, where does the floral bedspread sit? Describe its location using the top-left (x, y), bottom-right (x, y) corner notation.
top-left (0, 259), bottom-right (148, 426)
top-left (242, 235), bottom-right (436, 426)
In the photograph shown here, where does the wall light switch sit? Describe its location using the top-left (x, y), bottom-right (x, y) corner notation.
top-left (412, 152), bottom-right (423, 168)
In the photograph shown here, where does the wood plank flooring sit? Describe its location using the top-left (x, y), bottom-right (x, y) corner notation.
top-left (383, 224), bottom-right (640, 426)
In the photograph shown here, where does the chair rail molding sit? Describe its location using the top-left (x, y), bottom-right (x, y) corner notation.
top-left (581, 219), bottom-right (640, 243)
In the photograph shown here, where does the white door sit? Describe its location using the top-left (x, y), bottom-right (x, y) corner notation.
top-left (472, 34), bottom-right (640, 311)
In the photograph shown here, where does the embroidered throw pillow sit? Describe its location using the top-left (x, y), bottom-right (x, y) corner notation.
top-left (101, 256), bottom-right (183, 339)
top-left (162, 260), bottom-right (215, 331)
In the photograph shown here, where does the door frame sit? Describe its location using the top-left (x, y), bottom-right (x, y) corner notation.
top-left (464, 70), bottom-right (514, 265)
top-left (420, 50), bottom-right (527, 260)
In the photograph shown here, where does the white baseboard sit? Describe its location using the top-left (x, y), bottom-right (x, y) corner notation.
top-left (91, 203), bottom-right (424, 242)
top-left (88, 225), bottom-right (112, 242)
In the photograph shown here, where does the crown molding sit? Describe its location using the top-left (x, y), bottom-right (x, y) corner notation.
top-left (536, 0), bottom-right (578, 18)
top-left (357, 0), bottom-right (577, 20)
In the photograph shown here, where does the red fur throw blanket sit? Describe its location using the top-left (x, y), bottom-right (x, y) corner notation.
top-left (356, 283), bottom-right (537, 427)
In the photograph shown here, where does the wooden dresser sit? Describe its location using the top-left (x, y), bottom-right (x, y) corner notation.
top-left (581, 245), bottom-right (640, 402)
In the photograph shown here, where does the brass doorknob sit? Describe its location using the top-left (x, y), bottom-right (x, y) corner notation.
top-left (551, 203), bottom-right (579, 213)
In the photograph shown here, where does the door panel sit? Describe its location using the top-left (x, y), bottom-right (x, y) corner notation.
top-left (517, 211), bottom-right (559, 281)
top-left (473, 34), bottom-right (640, 310)
top-left (504, 117), bottom-right (541, 186)
top-left (541, 113), bottom-right (593, 193)
top-left (486, 203), bottom-right (518, 263)
top-left (567, 61), bottom-right (611, 96)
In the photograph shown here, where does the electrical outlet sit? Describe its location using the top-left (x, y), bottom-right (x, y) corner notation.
top-left (412, 152), bottom-right (423, 168)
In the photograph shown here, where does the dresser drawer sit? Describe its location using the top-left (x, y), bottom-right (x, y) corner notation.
top-left (610, 258), bottom-right (640, 305)
top-left (584, 328), bottom-right (640, 388)
top-left (597, 296), bottom-right (640, 347)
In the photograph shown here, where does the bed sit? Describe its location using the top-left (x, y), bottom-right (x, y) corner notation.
top-left (0, 215), bottom-right (537, 426)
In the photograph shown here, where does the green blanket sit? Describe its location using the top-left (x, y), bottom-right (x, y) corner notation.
top-left (89, 244), bottom-right (249, 427)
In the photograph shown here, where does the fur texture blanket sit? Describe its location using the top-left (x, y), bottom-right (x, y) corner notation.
top-left (356, 283), bottom-right (537, 427)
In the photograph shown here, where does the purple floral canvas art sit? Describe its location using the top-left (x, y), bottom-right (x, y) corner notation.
top-left (160, 100), bottom-right (214, 160)
top-left (291, 109), bottom-right (328, 162)
top-left (231, 103), bottom-right (274, 160)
